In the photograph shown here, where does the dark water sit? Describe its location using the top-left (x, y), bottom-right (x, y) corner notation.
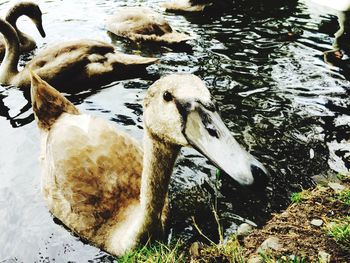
top-left (0, 0), bottom-right (349, 261)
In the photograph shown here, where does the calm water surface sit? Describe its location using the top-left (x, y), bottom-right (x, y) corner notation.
top-left (0, 0), bottom-right (349, 261)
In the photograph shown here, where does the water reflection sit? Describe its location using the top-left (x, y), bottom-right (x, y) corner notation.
top-left (0, 87), bottom-right (33, 127)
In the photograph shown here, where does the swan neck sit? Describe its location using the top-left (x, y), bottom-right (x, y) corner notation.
top-left (5, 8), bottom-right (20, 27)
top-left (138, 130), bottom-right (180, 239)
top-left (6, 6), bottom-right (30, 44)
top-left (0, 19), bottom-right (19, 82)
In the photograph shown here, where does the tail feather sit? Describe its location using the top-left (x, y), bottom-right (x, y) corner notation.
top-left (30, 70), bottom-right (79, 130)
top-left (107, 52), bottom-right (159, 66)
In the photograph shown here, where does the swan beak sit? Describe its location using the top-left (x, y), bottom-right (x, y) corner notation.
top-left (34, 19), bottom-right (46, 38)
top-left (184, 104), bottom-right (268, 186)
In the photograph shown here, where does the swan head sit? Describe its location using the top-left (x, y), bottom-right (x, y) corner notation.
top-left (144, 74), bottom-right (269, 186)
top-left (6, 1), bottom-right (46, 37)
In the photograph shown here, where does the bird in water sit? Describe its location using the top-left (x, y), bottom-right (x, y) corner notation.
top-left (31, 70), bottom-right (268, 256)
top-left (0, 18), bottom-right (157, 91)
top-left (0, 1), bottom-right (46, 60)
top-left (106, 7), bottom-right (192, 45)
top-left (307, 0), bottom-right (350, 11)
top-left (163, 0), bottom-right (233, 13)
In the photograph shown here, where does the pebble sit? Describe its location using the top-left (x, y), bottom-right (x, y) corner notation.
top-left (318, 250), bottom-right (331, 263)
top-left (189, 242), bottom-right (200, 257)
top-left (310, 219), bottom-right (323, 227)
top-left (248, 255), bottom-right (263, 263)
top-left (328, 182), bottom-right (345, 192)
top-left (257, 236), bottom-right (282, 252)
top-left (237, 223), bottom-right (254, 237)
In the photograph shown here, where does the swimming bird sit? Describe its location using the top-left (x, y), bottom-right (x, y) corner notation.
top-left (31, 71), bottom-right (268, 256)
top-left (323, 12), bottom-right (350, 65)
top-left (307, 0), bottom-right (350, 11)
top-left (106, 7), bottom-right (192, 44)
top-left (0, 1), bottom-right (46, 60)
top-left (163, 0), bottom-right (208, 12)
top-left (163, 0), bottom-right (234, 13)
top-left (0, 18), bottom-right (157, 91)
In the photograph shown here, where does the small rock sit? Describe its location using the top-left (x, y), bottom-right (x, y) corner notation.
top-left (248, 255), bottom-right (263, 263)
top-left (318, 250), bottom-right (331, 263)
top-left (328, 182), bottom-right (345, 192)
top-left (257, 236), bottom-right (282, 253)
top-left (311, 219), bottom-right (323, 227)
top-left (312, 173), bottom-right (341, 185)
top-left (237, 223), bottom-right (254, 237)
top-left (310, 148), bottom-right (315, 159)
top-left (189, 242), bottom-right (200, 257)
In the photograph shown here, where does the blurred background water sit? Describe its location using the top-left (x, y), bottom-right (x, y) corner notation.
top-left (0, 0), bottom-right (349, 261)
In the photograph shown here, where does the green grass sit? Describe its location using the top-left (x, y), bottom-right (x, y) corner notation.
top-left (290, 192), bottom-right (303, 203)
top-left (259, 253), bottom-right (307, 263)
top-left (336, 173), bottom-right (346, 181)
top-left (190, 236), bottom-right (246, 263)
top-left (326, 217), bottom-right (350, 248)
top-left (336, 172), bottom-right (350, 181)
top-left (336, 189), bottom-right (350, 205)
top-left (290, 189), bottom-right (312, 204)
top-left (118, 240), bottom-right (185, 263)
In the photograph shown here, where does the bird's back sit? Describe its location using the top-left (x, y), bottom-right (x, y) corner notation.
top-left (41, 112), bottom-right (143, 242)
top-left (16, 39), bottom-right (157, 90)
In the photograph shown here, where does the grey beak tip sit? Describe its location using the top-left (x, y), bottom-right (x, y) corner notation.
top-left (241, 176), bottom-right (255, 186)
top-left (250, 164), bottom-right (269, 188)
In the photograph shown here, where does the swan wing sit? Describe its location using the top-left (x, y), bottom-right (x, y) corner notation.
top-left (19, 40), bottom-right (157, 89)
top-left (107, 7), bottom-right (172, 36)
top-left (42, 113), bottom-right (143, 238)
top-left (29, 40), bottom-right (113, 78)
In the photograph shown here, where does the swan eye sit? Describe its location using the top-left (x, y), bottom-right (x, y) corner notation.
top-left (163, 91), bottom-right (173, 102)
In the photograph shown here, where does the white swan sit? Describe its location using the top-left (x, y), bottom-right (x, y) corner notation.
top-left (106, 7), bottom-right (192, 44)
top-left (0, 18), bottom-right (158, 91)
top-left (30, 71), bottom-right (268, 256)
top-left (0, 1), bottom-right (45, 59)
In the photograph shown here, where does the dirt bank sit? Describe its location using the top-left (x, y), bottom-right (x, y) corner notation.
top-left (191, 175), bottom-right (350, 262)
top-left (243, 178), bottom-right (350, 262)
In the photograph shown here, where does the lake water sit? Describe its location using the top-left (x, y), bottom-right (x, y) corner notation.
top-left (0, 0), bottom-right (349, 261)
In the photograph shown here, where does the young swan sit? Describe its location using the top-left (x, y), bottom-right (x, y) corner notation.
top-left (0, 1), bottom-right (46, 59)
top-left (163, 0), bottom-right (208, 12)
top-left (163, 0), bottom-right (233, 13)
top-left (31, 72), bottom-right (268, 256)
top-left (307, 0), bottom-right (350, 11)
top-left (106, 7), bottom-right (192, 44)
top-left (0, 18), bottom-right (157, 91)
